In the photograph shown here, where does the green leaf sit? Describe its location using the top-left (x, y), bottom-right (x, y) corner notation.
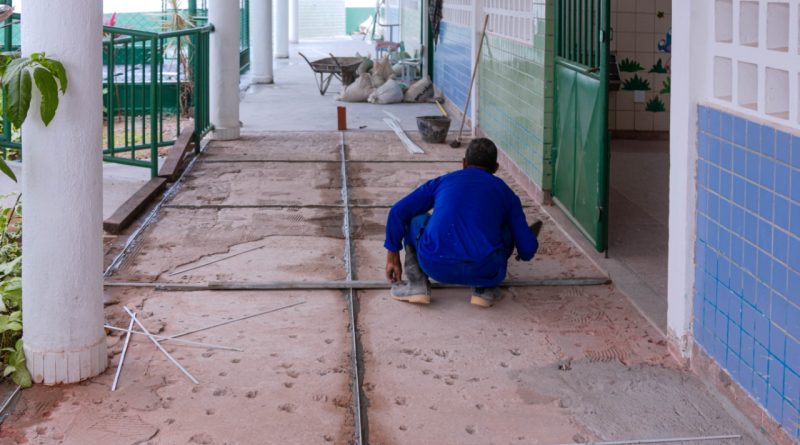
top-left (5, 65), bottom-right (32, 128)
top-left (0, 157), bottom-right (16, 183)
top-left (39, 58), bottom-right (67, 94)
top-left (3, 365), bottom-right (14, 377)
top-left (33, 67), bottom-right (59, 126)
top-left (8, 339), bottom-right (31, 388)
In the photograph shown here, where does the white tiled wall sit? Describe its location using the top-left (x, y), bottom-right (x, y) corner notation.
top-left (609, 0), bottom-right (672, 132)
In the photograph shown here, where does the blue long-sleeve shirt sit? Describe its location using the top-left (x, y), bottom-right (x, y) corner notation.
top-left (384, 167), bottom-right (538, 287)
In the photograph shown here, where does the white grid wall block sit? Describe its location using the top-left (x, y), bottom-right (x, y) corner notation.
top-left (442, 0), bottom-right (472, 28)
top-left (711, 0), bottom-right (800, 127)
top-left (484, 0), bottom-right (535, 45)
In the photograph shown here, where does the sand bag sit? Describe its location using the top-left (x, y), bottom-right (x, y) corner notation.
top-left (338, 74), bottom-right (374, 102)
top-left (371, 55), bottom-right (394, 87)
top-left (356, 53), bottom-right (373, 75)
top-left (404, 78), bottom-right (434, 102)
top-left (368, 78), bottom-right (404, 104)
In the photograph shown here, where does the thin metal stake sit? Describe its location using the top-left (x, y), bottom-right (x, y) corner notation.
top-left (169, 245), bottom-right (265, 276)
top-left (158, 301), bottom-right (307, 341)
top-left (554, 434), bottom-right (742, 445)
top-left (104, 325), bottom-right (243, 352)
top-left (123, 306), bottom-right (199, 385)
top-left (0, 385), bottom-right (21, 417)
top-left (111, 315), bottom-right (135, 391)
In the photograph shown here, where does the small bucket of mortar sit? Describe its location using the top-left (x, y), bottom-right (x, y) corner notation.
top-left (416, 116), bottom-right (451, 143)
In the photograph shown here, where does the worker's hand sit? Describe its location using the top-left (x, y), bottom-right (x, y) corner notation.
top-left (386, 251), bottom-right (402, 283)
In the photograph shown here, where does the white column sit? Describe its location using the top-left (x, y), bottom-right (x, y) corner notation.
top-left (667, 0), bottom-right (713, 359)
top-left (251, 0), bottom-right (274, 83)
top-left (275, 0), bottom-right (290, 58)
top-left (289, 0), bottom-right (299, 43)
top-left (209, 0), bottom-right (241, 140)
top-left (21, 0), bottom-right (106, 385)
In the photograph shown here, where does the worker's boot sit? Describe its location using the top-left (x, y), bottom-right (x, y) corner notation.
top-left (391, 245), bottom-right (431, 304)
top-left (470, 287), bottom-right (503, 308)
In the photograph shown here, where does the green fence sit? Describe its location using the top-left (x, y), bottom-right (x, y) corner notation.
top-left (0, 10), bottom-right (213, 178)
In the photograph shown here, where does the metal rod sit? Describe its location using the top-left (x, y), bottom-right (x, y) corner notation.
top-left (168, 245), bottom-right (265, 276)
top-left (104, 325), bottom-right (243, 351)
top-left (0, 385), bottom-right (21, 417)
top-left (123, 306), bottom-right (200, 384)
top-left (158, 301), bottom-right (307, 341)
top-left (111, 315), bottom-right (136, 391)
top-left (554, 434), bottom-right (742, 445)
top-left (341, 132), bottom-right (366, 445)
top-left (104, 277), bottom-right (612, 291)
top-left (104, 143), bottom-right (206, 277)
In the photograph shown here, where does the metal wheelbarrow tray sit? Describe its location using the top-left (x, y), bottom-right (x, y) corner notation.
top-left (299, 52), bottom-right (363, 95)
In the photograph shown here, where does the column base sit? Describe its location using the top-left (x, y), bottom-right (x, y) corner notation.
top-left (251, 75), bottom-right (274, 84)
top-left (24, 336), bottom-right (107, 385)
top-left (212, 126), bottom-right (241, 140)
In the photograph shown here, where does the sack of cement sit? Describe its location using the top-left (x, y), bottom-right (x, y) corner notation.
top-left (392, 62), bottom-right (404, 77)
top-left (404, 78), bottom-right (434, 102)
top-left (338, 74), bottom-right (374, 102)
top-left (356, 53), bottom-right (373, 75)
top-left (368, 78), bottom-right (404, 104)
top-left (371, 55), bottom-right (394, 88)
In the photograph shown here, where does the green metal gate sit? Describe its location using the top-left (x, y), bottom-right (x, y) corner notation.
top-left (552, 0), bottom-right (610, 252)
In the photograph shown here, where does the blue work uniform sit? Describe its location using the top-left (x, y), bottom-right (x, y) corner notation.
top-left (384, 167), bottom-right (538, 287)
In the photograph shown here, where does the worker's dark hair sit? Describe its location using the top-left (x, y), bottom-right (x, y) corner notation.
top-left (465, 138), bottom-right (498, 170)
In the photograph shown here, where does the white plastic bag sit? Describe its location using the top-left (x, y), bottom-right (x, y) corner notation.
top-left (368, 79), bottom-right (404, 104)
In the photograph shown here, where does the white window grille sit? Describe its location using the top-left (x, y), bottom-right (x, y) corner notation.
top-left (442, 0), bottom-right (472, 29)
top-left (711, 0), bottom-right (800, 126)
top-left (484, 0), bottom-right (535, 45)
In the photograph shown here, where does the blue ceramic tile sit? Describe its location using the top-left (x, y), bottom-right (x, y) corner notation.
top-left (745, 183), bottom-right (759, 214)
top-left (791, 168), bottom-right (800, 202)
top-left (792, 135), bottom-right (800, 169)
top-left (757, 282), bottom-right (772, 318)
top-left (771, 359), bottom-right (786, 393)
top-left (753, 375), bottom-right (769, 403)
top-left (755, 313), bottom-right (770, 347)
top-left (775, 163), bottom-right (790, 197)
top-left (730, 263), bottom-right (743, 293)
top-left (746, 152), bottom-right (760, 182)
top-left (732, 176), bottom-right (746, 204)
top-left (743, 241), bottom-right (758, 274)
top-left (748, 121), bottom-right (762, 151)
top-left (768, 387), bottom-right (784, 421)
top-left (733, 146), bottom-right (746, 176)
top-left (787, 339), bottom-right (800, 375)
top-left (721, 171), bottom-right (732, 199)
top-left (789, 271), bottom-right (800, 306)
top-left (787, 304), bottom-right (800, 342)
top-left (759, 189), bottom-right (773, 220)
top-left (720, 142), bottom-right (733, 170)
top-left (789, 237), bottom-right (800, 272)
top-left (709, 194), bottom-right (720, 220)
top-left (727, 349), bottom-right (741, 379)
top-left (731, 204), bottom-right (744, 235)
top-left (770, 324), bottom-right (787, 362)
top-left (709, 166), bottom-right (720, 194)
top-left (758, 218), bottom-right (773, 250)
top-left (741, 363), bottom-right (755, 391)
top-left (719, 227), bottom-right (731, 256)
top-left (733, 116), bottom-right (747, 146)
top-left (780, 401), bottom-right (799, 437)
top-left (719, 259), bottom-right (731, 290)
top-left (773, 196), bottom-right (790, 230)
top-left (710, 137), bottom-right (721, 164)
top-left (757, 253), bottom-right (772, 290)
top-left (760, 158), bottom-right (775, 189)
top-left (720, 113), bottom-right (733, 140)
top-left (715, 310), bottom-right (728, 342)
top-left (772, 229), bottom-right (789, 263)
top-left (776, 131), bottom-right (791, 164)
top-left (742, 331), bottom-right (755, 365)
top-left (761, 126), bottom-right (775, 158)
top-left (785, 369), bottom-right (800, 406)
top-left (772, 262), bottom-right (788, 295)
top-left (743, 299), bottom-right (758, 330)
top-left (791, 203), bottom-right (800, 237)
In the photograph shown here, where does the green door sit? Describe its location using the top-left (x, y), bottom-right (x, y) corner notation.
top-left (552, 0), bottom-right (610, 252)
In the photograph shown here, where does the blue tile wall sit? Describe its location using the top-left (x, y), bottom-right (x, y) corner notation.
top-left (695, 105), bottom-right (800, 439)
top-left (433, 21), bottom-right (472, 114)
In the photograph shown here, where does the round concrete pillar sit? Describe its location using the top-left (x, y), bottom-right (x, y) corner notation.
top-left (251, 0), bottom-right (274, 83)
top-left (21, 0), bottom-right (107, 385)
top-left (289, 0), bottom-right (299, 43)
top-left (209, 0), bottom-right (241, 140)
top-left (275, 0), bottom-right (290, 58)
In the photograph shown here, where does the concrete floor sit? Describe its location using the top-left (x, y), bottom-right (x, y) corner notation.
top-left (0, 40), bottom-right (776, 445)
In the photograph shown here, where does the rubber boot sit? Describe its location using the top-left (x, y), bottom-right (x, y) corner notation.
top-left (391, 245), bottom-right (431, 304)
top-left (470, 287), bottom-right (503, 308)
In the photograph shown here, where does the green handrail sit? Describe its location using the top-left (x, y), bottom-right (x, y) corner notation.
top-left (0, 12), bottom-right (213, 177)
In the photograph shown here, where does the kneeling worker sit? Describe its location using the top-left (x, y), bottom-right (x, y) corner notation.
top-left (384, 138), bottom-right (542, 307)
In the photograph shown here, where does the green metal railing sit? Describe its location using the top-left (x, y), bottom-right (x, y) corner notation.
top-left (0, 8), bottom-right (212, 177)
top-left (102, 24), bottom-right (212, 176)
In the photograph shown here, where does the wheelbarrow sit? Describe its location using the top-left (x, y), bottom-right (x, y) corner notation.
top-left (299, 52), bottom-right (363, 95)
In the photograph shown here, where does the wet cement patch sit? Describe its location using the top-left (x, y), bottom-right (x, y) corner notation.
top-left (113, 207), bottom-right (346, 283)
